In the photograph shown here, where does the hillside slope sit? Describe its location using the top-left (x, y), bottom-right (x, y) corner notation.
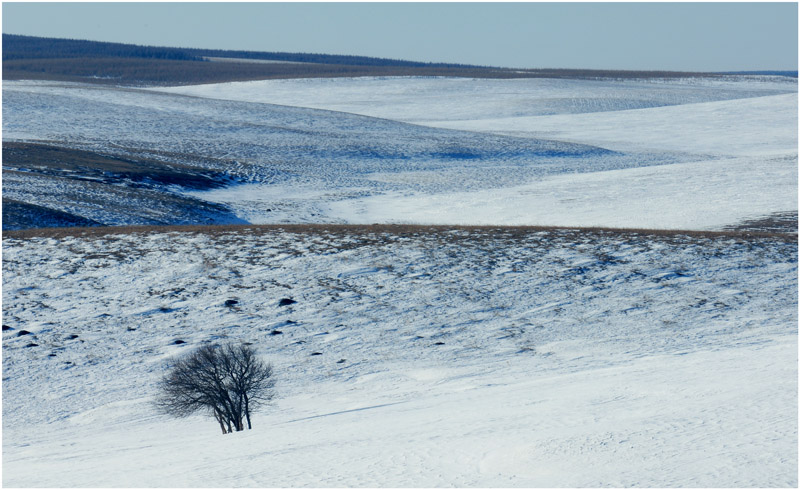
top-left (4, 34), bottom-right (735, 86)
top-left (2, 226), bottom-right (796, 486)
top-left (4, 75), bottom-right (796, 231)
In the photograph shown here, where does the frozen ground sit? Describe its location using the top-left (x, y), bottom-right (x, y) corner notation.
top-left (1, 80), bottom-right (682, 227)
top-left (3, 75), bottom-right (797, 229)
top-left (158, 76), bottom-right (798, 229)
top-left (2, 227), bottom-right (797, 486)
top-left (2, 74), bottom-right (797, 487)
top-left (154, 75), bottom-right (796, 123)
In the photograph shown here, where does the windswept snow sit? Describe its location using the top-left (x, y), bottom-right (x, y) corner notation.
top-left (324, 154), bottom-right (797, 229)
top-left (153, 75), bottom-right (797, 123)
top-left (4, 76), bottom-right (797, 229)
top-left (428, 93), bottom-right (799, 156)
top-left (3, 228), bottom-right (797, 486)
top-left (2, 73), bottom-right (798, 487)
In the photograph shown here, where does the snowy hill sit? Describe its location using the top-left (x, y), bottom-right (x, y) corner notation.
top-left (2, 73), bottom-right (797, 486)
top-left (2, 226), bottom-right (796, 486)
top-left (3, 75), bottom-right (797, 230)
top-left (155, 76), bottom-right (798, 229)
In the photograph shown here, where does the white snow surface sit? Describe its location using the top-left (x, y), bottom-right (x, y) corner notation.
top-left (324, 154), bottom-right (797, 229)
top-left (4, 76), bottom-right (797, 229)
top-left (2, 228), bottom-right (797, 486)
top-left (2, 75), bottom-right (798, 487)
top-left (427, 93), bottom-right (799, 156)
top-left (153, 75), bottom-right (797, 123)
top-left (156, 76), bottom-right (799, 228)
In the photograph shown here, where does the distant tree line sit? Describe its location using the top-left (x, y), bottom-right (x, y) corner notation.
top-left (720, 70), bottom-right (797, 78)
top-left (2, 34), bottom-right (482, 68)
top-left (2, 56), bottom-right (513, 86)
top-left (182, 47), bottom-right (483, 69)
top-left (4, 34), bottom-right (761, 86)
top-left (2, 34), bottom-right (204, 61)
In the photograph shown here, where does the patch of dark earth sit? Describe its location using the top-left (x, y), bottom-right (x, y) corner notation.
top-left (2, 141), bottom-right (248, 230)
top-left (2, 199), bottom-right (103, 230)
top-left (723, 211), bottom-right (798, 235)
top-left (2, 141), bottom-right (237, 190)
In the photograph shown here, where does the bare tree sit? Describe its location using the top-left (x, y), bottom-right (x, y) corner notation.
top-left (155, 342), bottom-right (275, 434)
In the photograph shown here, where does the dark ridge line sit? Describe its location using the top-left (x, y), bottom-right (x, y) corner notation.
top-left (1, 33), bottom-right (487, 69)
top-left (9, 34), bottom-right (793, 77)
top-left (718, 70), bottom-right (797, 78)
top-left (3, 223), bottom-right (796, 242)
top-left (3, 34), bottom-right (760, 85)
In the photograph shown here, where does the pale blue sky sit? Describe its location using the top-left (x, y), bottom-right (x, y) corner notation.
top-left (2, 2), bottom-right (798, 71)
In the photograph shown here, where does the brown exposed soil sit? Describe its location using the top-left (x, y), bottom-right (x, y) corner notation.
top-left (4, 223), bottom-right (796, 244)
top-left (723, 211), bottom-right (798, 235)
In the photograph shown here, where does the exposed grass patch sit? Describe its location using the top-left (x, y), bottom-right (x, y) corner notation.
top-left (723, 211), bottom-right (797, 235)
top-left (4, 223), bottom-right (796, 244)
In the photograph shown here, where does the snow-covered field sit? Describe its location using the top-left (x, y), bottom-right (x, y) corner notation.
top-left (3, 227), bottom-right (797, 486)
top-left (4, 75), bottom-right (797, 229)
top-left (155, 75), bottom-right (796, 124)
top-left (2, 74), bottom-right (798, 486)
top-left (160, 76), bottom-right (798, 229)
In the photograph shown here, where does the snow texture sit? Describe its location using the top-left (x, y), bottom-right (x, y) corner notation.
top-left (2, 74), bottom-right (798, 487)
top-left (2, 228), bottom-right (797, 486)
top-left (4, 75), bottom-right (797, 229)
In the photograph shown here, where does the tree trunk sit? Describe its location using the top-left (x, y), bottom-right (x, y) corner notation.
top-left (244, 394), bottom-right (252, 430)
top-left (215, 410), bottom-right (228, 434)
